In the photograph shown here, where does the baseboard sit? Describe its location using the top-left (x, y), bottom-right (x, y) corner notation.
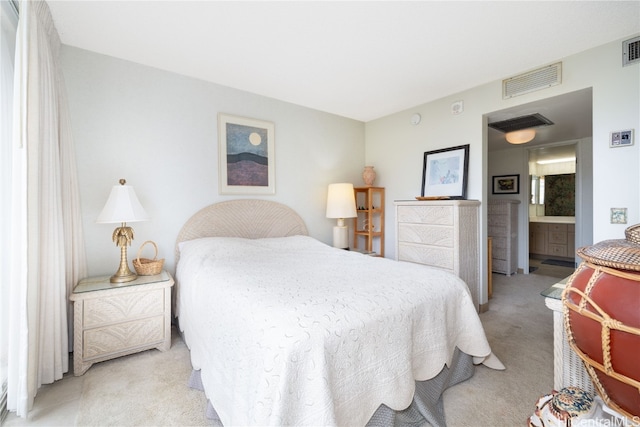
top-left (530, 254), bottom-right (574, 263)
top-left (479, 302), bottom-right (490, 313)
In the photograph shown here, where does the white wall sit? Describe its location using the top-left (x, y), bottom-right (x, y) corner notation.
top-left (63, 35), bottom-right (639, 302)
top-left (61, 46), bottom-right (365, 276)
top-left (365, 35), bottom-right (639, 305)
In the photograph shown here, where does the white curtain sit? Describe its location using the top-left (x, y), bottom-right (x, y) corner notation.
top-left (1, 0), bottom-right (19, 419)
top-left (5, 0), bottom-right (87, 417)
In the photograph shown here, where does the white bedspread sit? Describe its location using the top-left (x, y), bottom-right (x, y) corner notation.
top-left (176, 235), bottom-right (495, 426)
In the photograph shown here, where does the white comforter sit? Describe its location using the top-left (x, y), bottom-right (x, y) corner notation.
top-left (176, 235), bottom-right (494, 426)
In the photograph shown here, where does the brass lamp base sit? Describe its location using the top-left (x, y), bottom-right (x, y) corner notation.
top-left (110, 270), bottom-right (137, 284)
top-left (110, 224), bottom-right (138, 284)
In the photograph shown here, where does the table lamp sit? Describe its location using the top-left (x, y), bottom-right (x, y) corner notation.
top-left (326, 183), bottom-right (357, 249)
top-left (97, 179), bottom-right (149, 283)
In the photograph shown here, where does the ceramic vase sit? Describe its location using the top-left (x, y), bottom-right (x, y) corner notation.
top-left (562, 226), bottom-right (640, 420)
top-left (362, 166), bottom-right (376, 187)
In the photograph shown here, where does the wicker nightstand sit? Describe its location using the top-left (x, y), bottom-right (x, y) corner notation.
top-left (70, 271), bottom-right (174, 376)
top-left (541, 276), bottom-right (595, 394)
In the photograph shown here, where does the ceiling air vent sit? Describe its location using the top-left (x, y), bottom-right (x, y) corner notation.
top-left (488, 113), bottom-right (554, 133)
top-left (623, 36), bottom-right (640, 67)
top-left (502, 63), bottom-right (562, 99)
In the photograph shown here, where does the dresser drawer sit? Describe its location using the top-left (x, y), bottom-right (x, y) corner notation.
top-left (548, 231), bottom-right (567, 245)
top-left (548, 244), bottom-right (568, 257)
top-left (531, 223), bottom-right (548, 233)
top-left (548, 223), bottom-right (567, 233)
top-left (488, 224), bottom-right (507, 237)
top-left (83, 288), bottom-right (165, 328)
top-left (488, 203), bottom-right (508, 215)
top-left (487, 214), bottom-right (507, 226)
top-left (397, 205), bottom-right (454, 225)
top-left (490, 236), bottom-right (507, 249)
top-left (492, 259), bottom-right (507, 274)
top-left (397, 242), bottom-right (453, 270)
top-left (492, 247), bottom-right (507, 260)
top-left (83, 315), bottom-right (165, 359)
top-left (397, 223), bottom-right (453, 247)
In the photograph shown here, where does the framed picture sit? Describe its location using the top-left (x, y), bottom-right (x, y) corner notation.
top-left (492, 174), bottom-right (520, 194)
top-left (218, 113), bottom-right (275, 195)
top-left (610, 208), bottom-right (628, 224)
top-left (421, 144), bottom-right (469, 199)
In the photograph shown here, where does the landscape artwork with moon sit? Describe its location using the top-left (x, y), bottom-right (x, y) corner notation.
top-left (225, 123), bottom-right (269, 187)
top-left (218, 113), bottom-right (275, 195)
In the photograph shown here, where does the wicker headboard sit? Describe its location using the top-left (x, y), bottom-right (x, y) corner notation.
top-left (175, 199), bottom-right (309, 264)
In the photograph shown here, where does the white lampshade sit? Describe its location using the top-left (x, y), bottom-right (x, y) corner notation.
top-left (326, 183), bottom-right (357, 249)
top-left (97, 180), bottom-right (149, 223)
top-left (326, 183), bottom-right (357, 219)
top-left (506, 129), bottom-right (536, 144)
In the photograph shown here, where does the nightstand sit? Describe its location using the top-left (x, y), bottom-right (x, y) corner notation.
top-left (541, 276), bottom-right (594, 394)
top-left (70, 271), bottom-right (174, 376)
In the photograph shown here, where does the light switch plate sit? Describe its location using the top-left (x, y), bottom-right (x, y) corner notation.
top-left (609, 129), bottom-right (634, 147)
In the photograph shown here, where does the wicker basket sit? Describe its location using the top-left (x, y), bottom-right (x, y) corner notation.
top-left (576, 223), bottom-right (640, 271)
top-left (133, 240), bottom-right (164, 276)
top-left (625, 223), bottom-right (640, 245)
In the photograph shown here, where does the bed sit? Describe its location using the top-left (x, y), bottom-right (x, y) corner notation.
top-left (174, 199), bottom-right (502, 426)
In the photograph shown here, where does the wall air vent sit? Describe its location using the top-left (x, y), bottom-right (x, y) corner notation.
top-left (502, 62), bottom-right (562, 99)
top-left (623, 36), bottom-right (640, 67)
top-left (488, 113), bottom-right (554, 133)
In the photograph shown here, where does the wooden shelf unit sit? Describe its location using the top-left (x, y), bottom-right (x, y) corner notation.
top-left (353, 187), bottom-right (385, 257)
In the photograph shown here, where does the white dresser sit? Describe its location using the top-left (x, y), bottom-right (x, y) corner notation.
top-left (488, 199), bottom-right (520, 275)
top-left (395, 200), bottom-right (480, 310)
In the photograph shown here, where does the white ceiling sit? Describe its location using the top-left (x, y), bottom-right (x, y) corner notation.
top-left (486, 88), bottom-right (593, 154)
top-left (46, 1), bottom-right (638, 159)
top-left (48, 1), bottom-right (640, 125)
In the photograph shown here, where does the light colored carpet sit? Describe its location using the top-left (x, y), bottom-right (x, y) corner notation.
top-left (444, 272), bottom-right (557, 426)
top-left (75, 332), bottom-right (209, 427)
top-left (5, 271), bottom-right (563, 426)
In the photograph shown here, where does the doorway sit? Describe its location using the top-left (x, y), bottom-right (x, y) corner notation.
top-left (487, 88), bottom-right (594, 277)
top-left (528, 143), bottom-right (579, 278)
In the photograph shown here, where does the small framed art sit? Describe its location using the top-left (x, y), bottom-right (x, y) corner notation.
top-left (421, 144), bottom-right (469, 199)
top-left (610, 208), bottom-right (627, 224)
top-left (492, 174), bottom-right (520, 195)
top-left (218, 113), bottom-right (275, 195)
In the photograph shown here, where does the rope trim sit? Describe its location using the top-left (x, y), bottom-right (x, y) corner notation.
top-left (562, 264), bottom-right (640, 420)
